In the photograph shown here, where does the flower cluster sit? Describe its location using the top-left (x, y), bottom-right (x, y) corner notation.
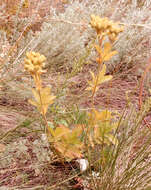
top-left (24, 51), bottom-right (47, 90)
top-left (90, 14), bottom-right (124, 42)
top-left (24, 51), bottom-right (46, 76)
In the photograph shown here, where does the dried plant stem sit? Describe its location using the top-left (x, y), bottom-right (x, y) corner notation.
top-left (91, 62), bottom-right (102, 106)
top-left (0, 119), bottom-right (34, 141)
top-left (139, 57), bottom-right (151, 109)
top-left (37, 88), bottom-right (53, 136)
top-left (34, 73), bottom-right (53, 136)
top-left (0, 124), bottom-right (24, 141)
top-left (139, 57), bottom-right (151, 131)
top-left (47, 171), bottom-right (82, 190)
top-left (91, 36), bottom-right (103, 107)
top-left (8, 23), bottom-right (32, 56)
top-left (46, 18), bottom-right (151, 30)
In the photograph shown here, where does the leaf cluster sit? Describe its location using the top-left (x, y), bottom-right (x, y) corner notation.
top-left (86, 64), bottom-right (112, 92)
top-left (29, 87), bottom-right (56, 115)
top-left (87, 109), bottom-right (118, 148)
top-left (48, 123), bottom-right (84, 161)
top-left (25, 15), bottom-right (123, 164)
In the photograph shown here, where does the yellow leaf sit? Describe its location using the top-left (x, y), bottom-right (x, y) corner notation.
top-left (86, 85), bottom-right (99, 92)
top-left (48, 124), bottom-right (84, 161)
top-left (28, 99), bottom-right (38, 107)
top-left (54, 125), bottom-right (70, 139)
top-left (47, 127), bottom-right (55, 139)
top-left (93, 109), bottom-right (112, 122)
top-left (103, 51), bottom-right (117, 61)
top-left (86, 65), bottom-right (112, 93)
top-left (32, 88), bottom-right (40, 102)
top-left (99, 75), bottom-right (112, 85)
top-left (95, 44), bottom-right (102, 54)
top-left (101, 42), bottom-right (118, 62)
top-left (29, 87), bottom-right (56, 115)
top-left (88, 109), bottom-right (119, 147)
top-left (90, 71), bottom-right (96, 83)
top-left (70, 125), bottom-right (83, 137)
top-left (104, 42), bottom-right (112, 54)
top-left (100, 63), bottom-right (106, 76)
top-left (85, 86), bottom-right (93, 91)
top-left (98, 64), bottom-right (112, 85)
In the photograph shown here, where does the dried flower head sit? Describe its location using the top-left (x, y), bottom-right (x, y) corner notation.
top-left (90, 14), bottom-right (124, 42)
top-left (24, 51), bottom-right (46, 75)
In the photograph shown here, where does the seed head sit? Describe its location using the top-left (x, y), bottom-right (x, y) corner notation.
top-left (24, 51), bottom-right (46, 75)
top-left (90, 14), bottom-right (124, 42)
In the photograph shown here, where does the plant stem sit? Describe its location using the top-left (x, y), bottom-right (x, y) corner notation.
top-left (139, 56), bottom-right (151, 109)
top-left (35, 73), bottom-right (54, 137)
top-left (91, 62), bottom-right (102, 106)
top-left (91, 35), bottom-right (103, 107)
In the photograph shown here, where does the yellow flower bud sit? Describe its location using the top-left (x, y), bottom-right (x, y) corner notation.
top-left (24, 51), bottom-right (46, 76)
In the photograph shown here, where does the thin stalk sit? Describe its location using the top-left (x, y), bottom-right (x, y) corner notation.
top-left (139, 56), bottom-right (151, 109)
top-left (0, 119), bottom-right (34, 141)
top-left (91, 62), bottom-right (102, 106)
top-left (37, 88), bottom-right (51, 135)
top-left (91, 36), bottom-right (103, 107)
top-left (34, 73), bottom-right (54, 137)
top-left (139, 57), bottom-right (151, 131)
